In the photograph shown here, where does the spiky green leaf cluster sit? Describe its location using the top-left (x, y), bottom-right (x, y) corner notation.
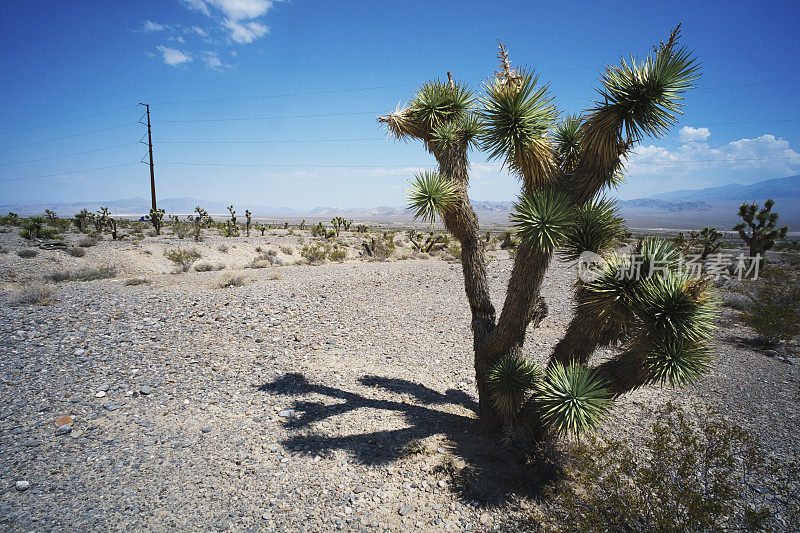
top-left (537, 363), bottom-right (612, 437)
top-left (593, 29), bottom-right (700, 141)
top-left (553, 114), bottom-right (583, 172)
top-left (406, 171), bottom-right (458, 224)
top-left (634, 273), bottom-right (717, 344)
top-left (382, 80), bottom-right (478, 153)
top-left (479, 70), bottom-right (558, 188)
top-left (561, 198), bottom-right (625, 261)
top-left (645, 338), bottom-right (712, 387)
top-left (511, 188), bottom-right (573, 253)
top-left (487, 354), bottom-right (542, 417)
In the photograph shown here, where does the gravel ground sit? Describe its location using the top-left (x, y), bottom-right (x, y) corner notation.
top-left (1, 228), bottom-right (798, 531)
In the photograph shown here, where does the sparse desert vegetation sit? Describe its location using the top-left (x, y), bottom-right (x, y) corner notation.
top-left (1, 22), bottom-right (799, 533)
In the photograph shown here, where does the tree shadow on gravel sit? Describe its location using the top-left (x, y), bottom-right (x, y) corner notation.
top-left (256, 372), bottom-right (562, 504)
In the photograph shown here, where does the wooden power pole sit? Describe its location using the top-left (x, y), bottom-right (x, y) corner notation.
top-left (139, 103), bottom-right (157, 212)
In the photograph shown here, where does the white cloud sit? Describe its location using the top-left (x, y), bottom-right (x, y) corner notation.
top-left (210, 0), bottom-right (274, 21)
top-left (679, 126), bottom-right (711, 142)
top-left (183, 0), bottom-right (275, 44)
top-left (156, 45), bottom-right (193, 66)
top-left (223, 19), bottom-right (268, 43)
top-left (618, 133), bottom-right (800, 198)
top-left (189, 25), bottom-right (208, 37)
top-left (142, 19), bottom-right (167, 32)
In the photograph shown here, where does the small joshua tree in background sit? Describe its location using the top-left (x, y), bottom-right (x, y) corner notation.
top-left (733, 199), bottom-right (789, 263)
top-left (169, 214), bottom-right (189, 239)
top-left (245, 209), bottom-right (252, 236)
top-left (299, 219), bottom-right (306, 230)
top-left (190, 206), bottom-right (212, 242)
top-left (408, 229), bottom-right (447, 254)
top-left (44, 209), bottom-right (58, 220)
top-left (690, 226), bottom-right (723, 260)
top-left (380, 27), bottom-right (716, 439)
top-left (356, 224), bottom-right (368, 233)
top-left (1, 212), bottom-right (20, 226)
top-left (149, 208), bottom-right (165, 236)
top-left (331, 217), bottom-right (344, 236)
top-left (73, 209), bottom-right (90, 232)
top-left (258, 223), bottom-right (267, 236)
top-left (225, 205), bottom-right (239, 237)
top-left (19, 216), bottom-right (60, 240)
top-left (97, 207), bottom-right (119, 240)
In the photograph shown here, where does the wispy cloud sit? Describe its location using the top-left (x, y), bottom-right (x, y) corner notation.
top-left (184, 0), bottom-right (275, 44)
top-left (142, 19), bottom-right (167, 32)
top-left (143, 1), bottom-right (278, 70)
top-left (156, 45), bottom-right (193, 66)
top-left (223, 19), bottom-right (268, 44)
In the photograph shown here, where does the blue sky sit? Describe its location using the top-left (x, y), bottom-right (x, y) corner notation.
top-left (2, 0), bottom-right (799, 211)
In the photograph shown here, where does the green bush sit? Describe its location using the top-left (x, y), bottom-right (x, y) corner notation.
top-left (740, 277), bottom-right (800, 343)
top-left (164, 248), bottom-right (201, 272)
top-left (301, 243), bottom-right (328, 264)
top-left (539, 404), bottom-right (800, 532)
top-left (328, 245), bottom-right (347, 262)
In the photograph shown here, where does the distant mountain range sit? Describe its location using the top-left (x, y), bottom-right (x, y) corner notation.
top-left (1, 175), bottom-right (797, 231)
top-left (651, 175), bottom-right (800, 203)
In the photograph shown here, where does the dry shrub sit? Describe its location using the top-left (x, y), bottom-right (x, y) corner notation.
top-left (17, 249), bottom-right (38, 258)
top-left (66, 247), bottom-right (86, 257)
top-left (124, 278), bottom-right (151, 286)
top-left (8, 283), bottom-right (55, 306)
top-left (47, 265), bottom-right (116, 282)
top-left (536, 404), bottom-right (800, 532)
top-left (194, 261), bottom-right (224, 272)
top-left (213, 272), bottom-right (248, 288)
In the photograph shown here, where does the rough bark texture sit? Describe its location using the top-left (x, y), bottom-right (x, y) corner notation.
top-left (433, 146), bottom-right (498, 421)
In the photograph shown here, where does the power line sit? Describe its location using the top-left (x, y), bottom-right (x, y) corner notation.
top-left (0, 163), bottom-right (140, 183)
top-left (0, 123), bottom-right (140, 150)
top-left (0, 143), bottom-right (139, 166)
top-left (156, 155), bottom-right (799, 169)
top-left (155, 111), bottom-right (378, 124)
top-left (0, 106), bottom-right (139, 135)
top-left (159, 138), bottom-right (384, 145)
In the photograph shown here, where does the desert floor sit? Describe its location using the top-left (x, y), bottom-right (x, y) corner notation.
top-left (1, 225), bottom-right (798, 531)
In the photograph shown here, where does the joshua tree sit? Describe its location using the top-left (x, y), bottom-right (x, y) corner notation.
top-left (380, 27), bottom-right (716, 436)
top-left (44, 209), bottom-right (58, 220)
top-left (225, 205), bottom-right (239, 237)
top-left (733, 199), bottom-right (789, 261)
top-left (245, 209), bottom-right (252, 236)
top-left (169, 214), bottom-right (189, 239)
top-left (19, 216), bottom-right (60, 240)
top-left (690, 226), bottom-right (723, 260)
top-left (149, 208), bottom-right (165, 235)
top-left (97, 207), bottom-right (119, 240)
top-left (299, 219), bottom-right (306, 230)
top-left (73, 209), bottom-right (90, 232)
top-left (408, 230), bottom-right (447, 254)
top-left (189, 206), bottom-right (212, 242)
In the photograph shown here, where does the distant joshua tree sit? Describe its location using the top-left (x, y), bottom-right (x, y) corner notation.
top-left (733, 199), bottom-right (789, 263)
top-left (379, 27), bottom-right (717, 438)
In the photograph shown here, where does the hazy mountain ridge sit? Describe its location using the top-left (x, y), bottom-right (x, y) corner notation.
top-left (2, 175), bottom-right (797, 230)
top-left (650, 175), bottom-right (800, 203)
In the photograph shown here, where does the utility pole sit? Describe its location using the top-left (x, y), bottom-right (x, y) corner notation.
top-left (139, 103), bottom-right (157, 212)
